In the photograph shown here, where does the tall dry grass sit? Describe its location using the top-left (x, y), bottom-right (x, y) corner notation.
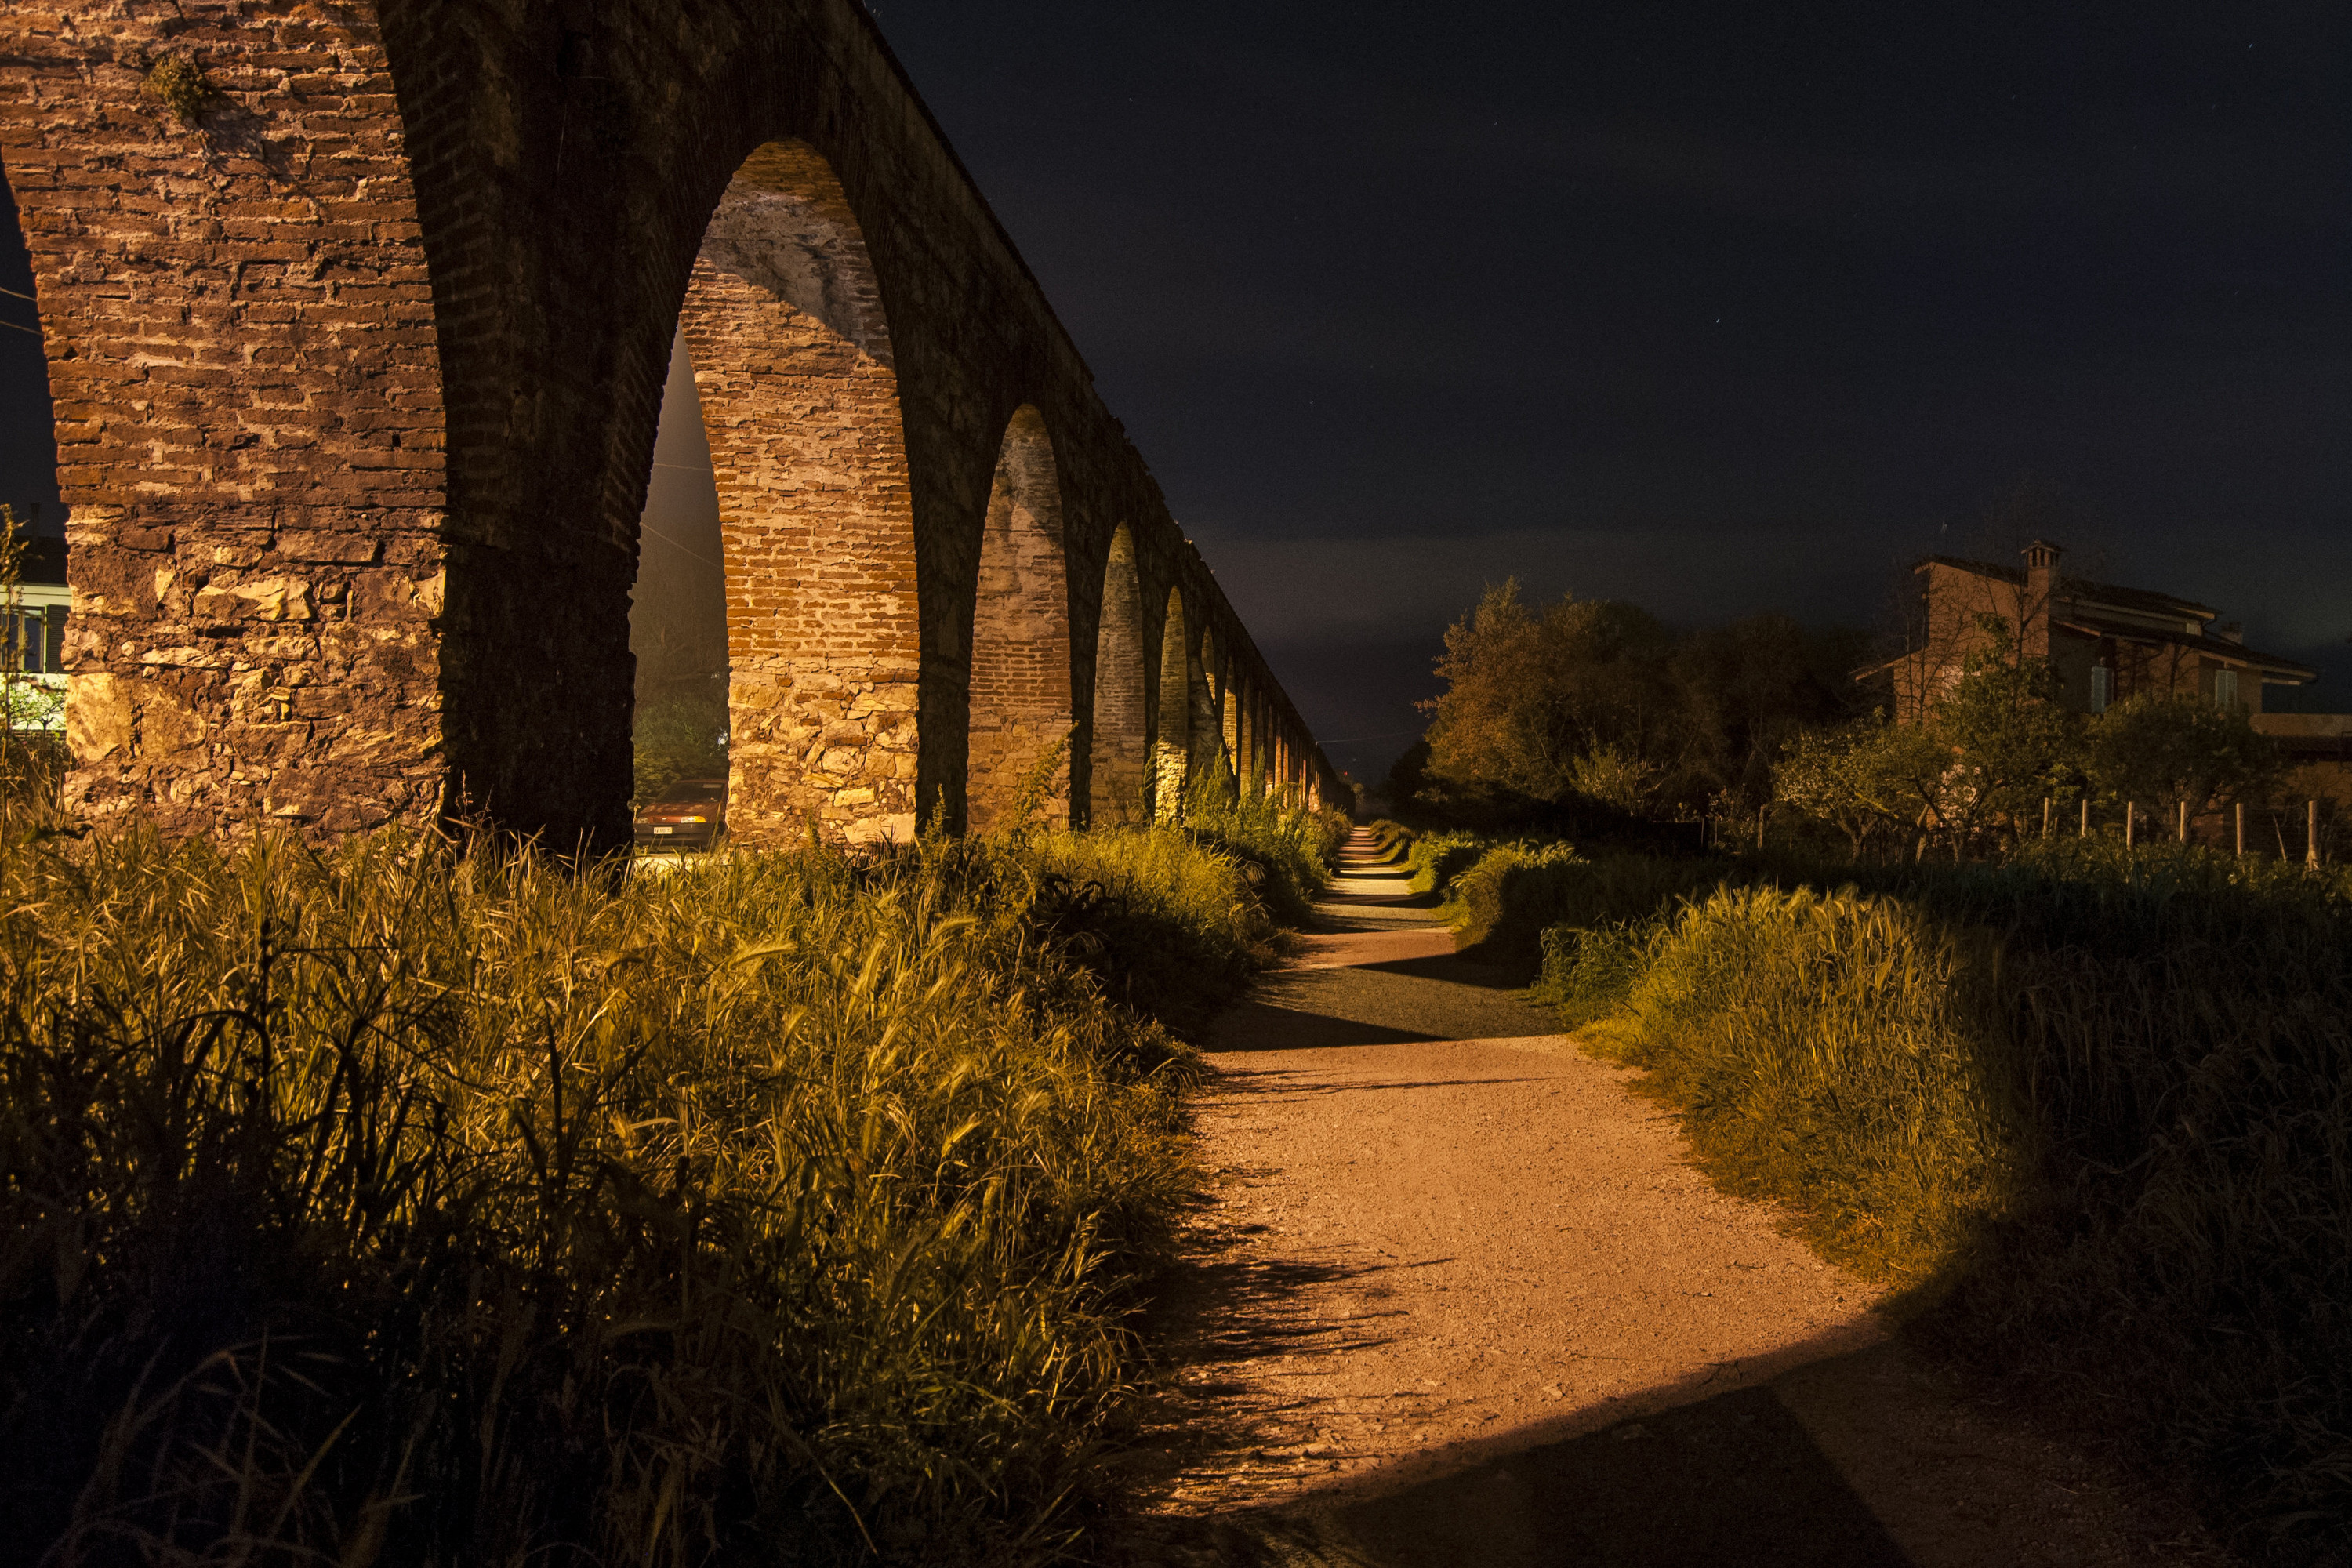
top-left (0, 819), bottom-right (1256, 1566)
top-left (1534, 839), bottom-right (2352, 1559)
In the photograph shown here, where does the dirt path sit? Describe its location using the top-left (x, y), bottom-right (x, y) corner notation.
top-left (1119, 829), bottom-right (2228, 1567)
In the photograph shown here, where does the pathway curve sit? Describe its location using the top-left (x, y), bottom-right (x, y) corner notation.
top-left (1123, 829), bottom-right (2228, 1567)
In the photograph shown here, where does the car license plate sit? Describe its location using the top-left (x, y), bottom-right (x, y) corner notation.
top-left (654, 826), bottom-right (673, 835)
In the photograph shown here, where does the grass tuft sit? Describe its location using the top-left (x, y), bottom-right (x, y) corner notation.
top-left (1530, 837), bottom-right (2352, 1560)
top-left (0, 817), bottom-right (1268, 1565)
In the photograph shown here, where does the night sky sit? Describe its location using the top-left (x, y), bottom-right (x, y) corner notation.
top-left (5, 2), bottom-right (2345, 787)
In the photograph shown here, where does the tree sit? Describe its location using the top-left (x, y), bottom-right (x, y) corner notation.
top-left (2084, 693), bottom-right (2276, 822)
top-left (1670, 615), bottom-right (1871, 808)
top-left (1420, 581), bottom-right (1676, 810)
top-left (1775, 619), bottom-right (2081, 859)
top-left (633, 688), bottom-right (729, 806)
top-left (1932, 620), bottom-right (2081, 853)
top-left (1774, 713), bottom-right (1955, 858)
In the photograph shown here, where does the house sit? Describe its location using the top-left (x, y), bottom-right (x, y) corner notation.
top-left (1867, 542), bottom-right (2318, 721)
top-left (2251, 713), bottom-right (2351, 773)
top-left (6, 532), bottom-right (67, 728)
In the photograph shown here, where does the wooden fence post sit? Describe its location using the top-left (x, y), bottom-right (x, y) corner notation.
top-left (2177, 800), bottom-right (2188, 844)
top-left (2235, 800), bottom-right (2245, 857)
top-left (2125, 800), bottom-right (2136, 849)
top-left (2042, 797), bottom-right (2052, 837)
top-left (2079, 798), bottom-right (2089, 838)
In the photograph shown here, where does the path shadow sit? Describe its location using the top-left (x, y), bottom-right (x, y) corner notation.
top-left (1349, 952), bottom-right (1527, 990)
top-left (1211, 1001), bottom-right (1446, 1052)
top-left (1308, 1384), bottom-right (1909, 1566)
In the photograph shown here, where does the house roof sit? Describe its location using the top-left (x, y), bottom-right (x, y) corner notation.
top-left (2055, 613), bottom-right (2317, 681)
top-left (1916, 554), bottom-right (2220, 619)
top-left (10, 536), bottom-right (64, 587)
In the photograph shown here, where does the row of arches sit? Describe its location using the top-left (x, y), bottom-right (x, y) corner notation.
top-left (666, 140), bottom-right (1323, 844)
top-left (2, 3), bottom-right (1338, 847)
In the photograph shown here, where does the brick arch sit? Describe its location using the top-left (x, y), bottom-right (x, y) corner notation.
top-left (677, 140), bottom-right (919, 846)
top-left (966, 405), bottom-right (1071, 831)
top-left (1087, 523), bottom-right (1147, 826)
top-left (1192, 625), bottom-right (1226, 784)
top-left (2, 2), bottom-right (1339, 849)
top-left (1232, 677), bottom-right (1251, 780)
top-left (1152, 585), bottom-right (1192, 822)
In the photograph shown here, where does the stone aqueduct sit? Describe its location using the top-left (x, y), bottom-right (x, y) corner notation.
top-left (0, 1), bottom-right (1343, 849)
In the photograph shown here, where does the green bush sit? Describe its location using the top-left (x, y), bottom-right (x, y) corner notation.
top-left (1403, 830), bottom-right (1486, 895)
top-left (1175, 772), bottom-right (1342, 924)
top-left (1449, 844), bottom-right (1727, 976)
top-left (1534, 840), bottom-right (2352, 1560)
top-left (0, 818), bottom-right (1260, 1566)
top-left (633, 689), bottom-right (728, 807)
top-left (1032, 826), bottom-right (1272, 1040)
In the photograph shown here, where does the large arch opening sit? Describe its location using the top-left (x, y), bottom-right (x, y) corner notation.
top-left (966, 405), bottom-right (1073, 832)
top-left (1088, 523), bottom-right (1147, 826)
top-left (1232, 686), bottom-right (1251, 785)
top-left (1152, 586), bottom-right (1191, 822)
top-left (675, 140), bottom-right (920, 847)
top-left (0, 167), bottom-right (64, 752)
top-left (627, 329), bottom-right (730, 808)
top-left (1192, 626), bottom-right (1227, 786)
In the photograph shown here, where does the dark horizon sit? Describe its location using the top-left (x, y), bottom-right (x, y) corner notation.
top-left (5, 2), bottom-right (2346, 789)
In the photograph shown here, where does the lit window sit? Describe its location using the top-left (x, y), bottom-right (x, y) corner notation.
top-left (10, 612), bottom-right (40, 676)
top-left (2090, 665), bottom-right (2111, 713)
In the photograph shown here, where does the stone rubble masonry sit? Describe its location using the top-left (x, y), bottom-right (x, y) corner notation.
top-left (2, 0), bottom-right (1346, 848)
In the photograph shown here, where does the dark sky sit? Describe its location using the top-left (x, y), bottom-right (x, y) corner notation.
top-left (866, 0), bottom-right (2350, 780)
top-left (5, 3), bottom-right (2346, 786)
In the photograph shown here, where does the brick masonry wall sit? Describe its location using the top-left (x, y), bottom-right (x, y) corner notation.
top-left (679, 143), bottom-right (919, 845)
top-left (3, 2), bottom-right (450, 835)
top-left (2, 0), bottom-right (1348, 844)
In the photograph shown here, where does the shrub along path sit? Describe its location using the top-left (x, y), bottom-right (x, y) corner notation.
top-left (1124, 829), bottom-right (2226, 1568)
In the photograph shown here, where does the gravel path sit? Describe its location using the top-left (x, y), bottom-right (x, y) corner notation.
top-left (1123, 829), bottom-right (2229, 1567)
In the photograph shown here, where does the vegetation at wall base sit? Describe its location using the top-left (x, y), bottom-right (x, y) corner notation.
top-left (0, 802), bottom-right (1332, 1566)
top-left (1523, 836), bottom-right (2352, 1561)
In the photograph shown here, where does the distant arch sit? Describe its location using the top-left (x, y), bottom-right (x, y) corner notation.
top-left (1152, 587), bottom-right (1192, 822)
top-left (1089, 524), bottom-right (1148, 826)
top-left (1232, 677), bottom-right (1251, 780)
top-left (1192, 626), bottom-right (1226, 784)
top-left (679, 140), bottom-right (919, 846)
top-left (967, 405), bottom-right (1073, 831)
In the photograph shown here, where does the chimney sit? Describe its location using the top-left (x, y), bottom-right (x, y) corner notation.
top-left (2021, 539), bottom-right (2060, 662)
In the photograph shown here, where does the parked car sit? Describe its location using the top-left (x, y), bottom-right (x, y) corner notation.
top-left (635, 776), bottom-right (727, 851)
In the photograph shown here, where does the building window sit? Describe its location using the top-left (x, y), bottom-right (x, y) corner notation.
top-left (2090, 665), bottom-right (2111, 713)
top-left (9, 612), bottom-right (42, 676)
top-left (2213, 667), bottom-right (2240, 710)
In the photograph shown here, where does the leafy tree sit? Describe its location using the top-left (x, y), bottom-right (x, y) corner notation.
top-left (2084, 692), bottom-right (2276, 822)
top-left (1421, 581), bottom-right (1677, 811)
top-left (633, 689), bottom-right (729, 806)
top-left (1776, 619), bottom-right (2080, 858)
top-left (1774, 713), bottom-right (1954, 857)
top-left (1932, 620), bottom-right (2081, 853)
top-left (1671, 614), bottom-right (1871, 808)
